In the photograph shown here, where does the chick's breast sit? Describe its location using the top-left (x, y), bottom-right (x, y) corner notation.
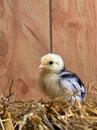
top-left (39, 71), bottom-right (64, 99)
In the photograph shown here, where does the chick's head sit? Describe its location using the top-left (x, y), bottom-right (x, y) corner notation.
top-left (39, 53), bottom-right (65, 73)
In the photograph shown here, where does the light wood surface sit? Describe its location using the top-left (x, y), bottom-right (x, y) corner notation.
top-left (0, 0), bottom-right (50, 100)
top-left (52, 0), bottom-right (97, 99)
top-left (0, 0), bottom-right (97, 100)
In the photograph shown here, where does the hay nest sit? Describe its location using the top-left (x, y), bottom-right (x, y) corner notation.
top-left (0, 81), bottom-right (97, 130)
top-left (0, 95), bottom-right (97, 130)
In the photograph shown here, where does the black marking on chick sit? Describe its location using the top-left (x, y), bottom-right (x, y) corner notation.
top-left (60, 72), bottom-right (78, 79)
top-left (60, 71), bottom-right (85, 88)
top-left (81, 90), bottom-right (86, 99)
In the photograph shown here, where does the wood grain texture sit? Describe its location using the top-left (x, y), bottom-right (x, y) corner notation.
top-left (0, 0), bottom-right (50, 100)
top-left (52, 0), bottom-right (97, 99)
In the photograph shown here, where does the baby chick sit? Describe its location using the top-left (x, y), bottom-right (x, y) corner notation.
top-left (38, 53), bottom-right (86, 102)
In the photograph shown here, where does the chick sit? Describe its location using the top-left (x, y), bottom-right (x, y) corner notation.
top-left (38, 53), bottom-right (86, 102)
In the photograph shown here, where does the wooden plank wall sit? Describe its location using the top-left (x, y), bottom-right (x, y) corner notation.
top-left (0, 0), bottom-right (97, 100)
top-left (52, 0), bottom-right (97, 99)
top-left (0, 0), bottom-right (50, 100)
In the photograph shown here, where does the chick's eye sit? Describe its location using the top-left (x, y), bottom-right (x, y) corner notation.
top-left (49, 61), bottom-right (54, 65)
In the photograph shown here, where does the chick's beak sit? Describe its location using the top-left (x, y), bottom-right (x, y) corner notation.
top-left (39, 62), bottom-right (46, 69)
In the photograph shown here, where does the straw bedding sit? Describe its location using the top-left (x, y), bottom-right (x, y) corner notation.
top-left (0, 93), bottom-right (97, 130)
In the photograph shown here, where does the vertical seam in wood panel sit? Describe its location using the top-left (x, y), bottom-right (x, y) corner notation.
top-left (49, 0), bottom-right (53, 53)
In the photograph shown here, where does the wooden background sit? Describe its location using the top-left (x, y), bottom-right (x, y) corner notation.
top-left (0, 0), bottom-right (97, 101)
